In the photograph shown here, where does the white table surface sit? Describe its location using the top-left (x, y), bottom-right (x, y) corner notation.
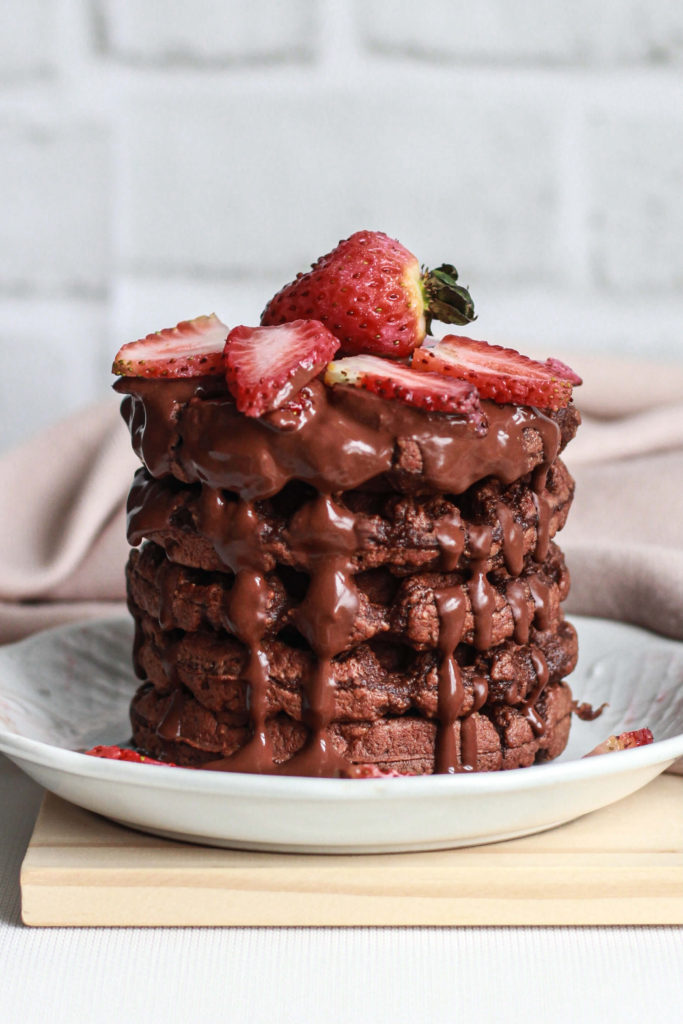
top-left (1, 753), bottom-right (681, 1024)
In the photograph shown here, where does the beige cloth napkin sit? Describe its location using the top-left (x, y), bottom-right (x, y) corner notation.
top-left (0, 397), bottom-right (135, 642)
top-left (1, 357), bottom-right (682, 645)
top-left (560, 357), bottom-right (683, 641)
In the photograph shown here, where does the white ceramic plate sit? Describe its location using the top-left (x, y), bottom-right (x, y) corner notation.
top-left (0, 615), bottom-right (682, 853)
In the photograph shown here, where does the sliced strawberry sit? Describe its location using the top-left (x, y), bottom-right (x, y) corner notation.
top-left (545, 357), bottom-right (583, 386)
top-left (411, 335), bottom-right (581, 410)
top-left (84, 744), bottom-right (177, 766)
top-left (112, 313), bottom-right (229, 379)
top-left (324, 354), bottom-right (485, 430)
top-left (584, 728), bottom-right (654, 758)
top-left (224, 319), bottom-right (340, 417)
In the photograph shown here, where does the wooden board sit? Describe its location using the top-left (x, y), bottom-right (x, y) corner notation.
top-left (21, 774), bottom-right (683, 927)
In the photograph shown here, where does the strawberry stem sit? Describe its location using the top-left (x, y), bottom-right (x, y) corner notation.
top-left (421, 264), bottom-right (476, 335)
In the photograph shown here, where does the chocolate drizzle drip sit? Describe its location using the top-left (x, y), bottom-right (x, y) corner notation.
top-left (434, 588), bottom-right (467, 773)
top-left (467, 525), bottom-right (496, 651)
top-left (532, 491), bottom-right (552, 563)
top-left (214, 570), bottom-right (275, 772)
top-left (523, 647), bottom-right (550, 736)
top-left (506, 580), bottom-right (532, 645)
top-left (531, 464), bottom-right (553, 564)
top-left (572, 700), bottom-right (608, 721)
top-left (284, 494), bottom-right (359, 776)
top-left (156, 688), bottom-right (184, 741)
top-left (434, 512), bottom-right (466, 571)
top-left (117, 375), bottom-right (575, 776)
top-left (462, 675), bottom-right (489, 771)
top-left (193, 487), bottom-right (277, 772)
top-left (497, 503), bottom-right (525, 577)
top-left (528, 577), bottom-right (554, 631)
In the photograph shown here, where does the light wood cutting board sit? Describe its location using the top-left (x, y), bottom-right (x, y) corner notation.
top-left (21, 774), bottom-right (683, 927)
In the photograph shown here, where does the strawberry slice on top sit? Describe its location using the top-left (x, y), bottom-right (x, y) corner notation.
top-left (412, 335), bottom-right (582, 410)
top-left (324, 354), bottom-right (485, 432)
top-left (224, 319), bottom-right (340, 417)
top-left (112, 313), bottom-right (229, 378)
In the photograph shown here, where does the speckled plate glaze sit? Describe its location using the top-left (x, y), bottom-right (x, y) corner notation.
top-left (0, 615), bottom-right (682, 853)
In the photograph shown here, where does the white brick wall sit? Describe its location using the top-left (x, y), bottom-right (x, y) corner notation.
top-left (587, 108), bottom-right (683, 290)
top-left (98, 0), bottom-right (318, 64)
top-left (0, 1), bottom-right (58, 79)
top-left (0, 121), bottom-right (111, 294)
top-left (0, 0), bottom-right (682, 451)
top-left (119, 88), bottom-right (561, 284)
top-left (361, 0), bottom-right (683, 64)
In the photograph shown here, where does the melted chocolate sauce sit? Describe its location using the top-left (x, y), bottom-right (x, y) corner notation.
top-left (572, 700), bottom-right (608, 721)
top-left (194, 489), bottom-right (278, 772)
top-left (286, 494), bottom-right (360, 775)
top-left (434, 512), bottom-right (466, 572)
top-left (218, 570), bottom-right (275, 772)
top-left (459, 716), bottom-right (478, 771)
top-left (497, 503), bottom-right (525, 577)
top-left (523, 648), bottom-right (550, 736)
top-left (532, 491), bottom-right (552, 562)
top-left (467, 525), bottom-right (496, 652)
top-left (156, 688), bottom-right (184, 741)
top-left (434, 588), bottom-right (467, 773)
top-left (528, 577), bottom-right (554, 631)
top-left (531, 462), bottom-right (553, 565)
top-left (506, 580), bottom-right (532, 645)
top-left (116, 377), bottom-right (561, 499)
top-left (117, 376), bottom-right (567, 777)
top-left (127, 471), bottom-right (184, 548)
top-left (461, 675), bottom-right (489, 771)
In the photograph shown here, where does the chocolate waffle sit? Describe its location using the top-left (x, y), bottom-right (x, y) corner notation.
top-left (116, 375), bottom-right (580, 775)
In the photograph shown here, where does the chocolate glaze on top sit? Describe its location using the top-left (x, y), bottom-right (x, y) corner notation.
top-left (115, 377), bottom-right (563, 499)
top-left (116, 374), bottom-right (576, 776)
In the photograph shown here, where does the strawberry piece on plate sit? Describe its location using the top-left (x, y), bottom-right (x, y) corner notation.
top-left (112, 314), bottom-right (229, 379)
top-left (584, 728), bottom-right (654, 757)
top-left (349, 764), bottom-right (402, 778)
top-left (411, 335), bottom-right (582, 410)
top-left (324, 354), bottom-right (485, 430)
top-left (84, 745), bottom-right (176, 766)
top-left (224, 319), bottom-right (340, 417)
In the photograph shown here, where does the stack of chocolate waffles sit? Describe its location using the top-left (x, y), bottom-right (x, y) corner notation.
top-left (117, 374), bottom-right (580, 776)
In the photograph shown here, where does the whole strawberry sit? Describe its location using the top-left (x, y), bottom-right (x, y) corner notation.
top-left (261, 230), bottom-right (476, 359)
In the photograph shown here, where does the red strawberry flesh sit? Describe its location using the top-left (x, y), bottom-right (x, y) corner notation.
top-left (84, 744), bottom-right (176, 766)
top-left (348, 764), bottom-right (402, 778)
top-left (584, 728), bottom-right (654, 757)
top-left (112, 314), bottom-right (229, 379)
top-left (324, 354), bottom-right (486, 432)
top-left (412, 335), bottom-right (581, 410)
top-left (545, 357), bottom-right (583, 386)
top-left (224, 319), bottom-right (340, 417)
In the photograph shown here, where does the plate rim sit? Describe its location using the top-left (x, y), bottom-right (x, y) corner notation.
top-left (0, 613), bottom-right (682, 802)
